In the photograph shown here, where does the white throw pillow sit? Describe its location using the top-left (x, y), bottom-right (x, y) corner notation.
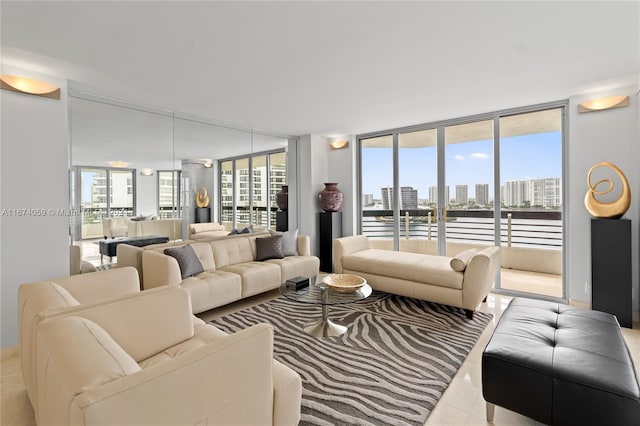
top-left (450, 248), bottom-right (479, 272)
top-left (269, 229), bottom-right (299, 256)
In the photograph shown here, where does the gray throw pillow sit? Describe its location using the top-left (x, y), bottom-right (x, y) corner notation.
top-left (255, 235), bottom-right (284, 261)
top-left (164, 245), bottom-right (204, 279)
top-left (269, 229), bottom-right (298, 256)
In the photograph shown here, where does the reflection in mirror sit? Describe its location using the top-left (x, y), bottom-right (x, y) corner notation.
top-left (69, 95), bottom-right (174, 268)
top-left (70, 93), bottom-right (293, 270)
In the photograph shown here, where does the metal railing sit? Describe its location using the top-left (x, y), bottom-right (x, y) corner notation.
top-left (362, 209), bottom-right (562, 249)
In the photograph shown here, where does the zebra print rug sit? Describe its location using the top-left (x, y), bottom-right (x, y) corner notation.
top-left (211, 291), bottom-right (492, 426)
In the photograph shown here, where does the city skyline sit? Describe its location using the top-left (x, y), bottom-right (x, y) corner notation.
top-left (362, 130), bottom-right (562, 201)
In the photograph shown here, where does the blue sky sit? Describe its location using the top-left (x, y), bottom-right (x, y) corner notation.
top-left (362, 131), bottom-right (562, 199)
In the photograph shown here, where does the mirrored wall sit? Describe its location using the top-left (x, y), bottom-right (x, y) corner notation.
top-left (69, 88), bottom-right (292, 266)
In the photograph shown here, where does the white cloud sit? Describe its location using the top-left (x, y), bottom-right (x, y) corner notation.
top-left (470, 152), bottom-right (489, 160)
top-left (454, 155), bottom-right (465, 161)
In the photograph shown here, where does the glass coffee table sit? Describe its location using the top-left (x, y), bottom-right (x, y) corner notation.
top-left (279, 276), bottom-right (372, 337)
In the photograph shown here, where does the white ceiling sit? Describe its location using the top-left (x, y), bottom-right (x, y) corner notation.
top-left (2, 1), bottom-right (639, 139)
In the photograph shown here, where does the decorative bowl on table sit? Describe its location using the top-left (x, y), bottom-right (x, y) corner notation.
top-left (322, 274), bottom-right (366, 293)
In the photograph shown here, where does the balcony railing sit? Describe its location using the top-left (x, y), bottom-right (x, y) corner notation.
top-left (362, 209), bottom-right (562, 249)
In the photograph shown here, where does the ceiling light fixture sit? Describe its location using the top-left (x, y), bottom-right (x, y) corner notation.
top-left (203, 160), bottom-right (213, 168)
top-left (329, 140), bottom-right (349, 150)
top-left (0, 74), bottom-right (61, 99)
top-left (577, 95), bottom-right (629, 113)
top-left (108, 160), bottom-right (130, 168)
top-left (140, 169), bottom-right (154, 176)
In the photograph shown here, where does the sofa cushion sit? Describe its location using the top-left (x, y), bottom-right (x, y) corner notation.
top-left (221, 262), bottom-right (282, 298)
top-left (450, 248), bottom-right (479, 272)
top-left (343, 249), bottom-right (464, 289)
top-left (212, 237), bottom-right (256, 267)
top-left (269, 229), bottom-right (299, 256)
top-left (256, 235), bottom-right (284, 261)
top-left (180, 270), bottom-right (242, 314)
top-left (49, 283), bottom-right (81, 307)
top-left (164, 245), bottom-right (205, 279)
top-left (190, 242), bottom-right (216, 271)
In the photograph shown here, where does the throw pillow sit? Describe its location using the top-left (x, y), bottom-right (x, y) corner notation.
top-left (269, 229), bottom-right (299, 256)
top-left (255, 235), bottom-right (284, 261)
top-left (164, 245), bottom-right (205, 279)
top-left (450, 248), bottom-right (479, 272)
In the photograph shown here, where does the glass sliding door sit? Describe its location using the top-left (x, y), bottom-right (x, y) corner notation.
top-left (360, 135), bottom-right (394, 249)
top-left (220, 161), bottom-right (233, 228)
top-left (398, 128), bottom-right (438, 254)
top-left (443, 120), bottom-right (495, 255)
top-left (158, 170), bottom-right (181, 219)
top-left (252, 155), bottom-right (267, 228)
top-left (269, 151), bottom-right (287, 229)
top-left (358, 102), bottom-right (566, 301)
top-left (498, 108), bottom-right (563, 298)
top-left (235, 158), bottom-right (250, 227)
top-left (79, 168), bottom-right (108, 239)
top-left (109, 169), bottom-right (135, 217)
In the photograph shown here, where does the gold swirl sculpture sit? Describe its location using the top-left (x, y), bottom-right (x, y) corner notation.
top-left (584, 162), bottom-right (630, 219)
top-left (196, 187), bottom-right (210, 208)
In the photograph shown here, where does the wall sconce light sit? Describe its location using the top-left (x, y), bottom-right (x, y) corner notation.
top-left (329, 140), bottom-right (349, 150)
top-left (0, 74), bottom-right (61, 100)
top-left (140, 168), bottom-right (154, 176)
top-left (578, 95), bottom-right (629, 113)
top-left (108, 160), bottom-right (130, 168)
top-left (203, 160), bottom-right (213, 168)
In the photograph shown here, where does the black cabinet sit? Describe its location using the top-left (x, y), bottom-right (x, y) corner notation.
top-left (591, 218), bottom-right (632, 328)
top-left (276, 211), bottom-right (288, 231)
top-left (319, 212), bottom-right (342, 273)
top-left (195, 207), bottom-right (210, 223)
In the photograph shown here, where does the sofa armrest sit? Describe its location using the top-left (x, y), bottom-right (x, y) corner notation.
top-left (142, 250), bottom-right (183, 289)
top-left (67, 324), bottom-right (275, 426)
top-left (332, 235), bottom-right (371, 273)
top-left (296, 235), bottom-right (311, 256)
top-left (461, 246), bottom-right (501, 310)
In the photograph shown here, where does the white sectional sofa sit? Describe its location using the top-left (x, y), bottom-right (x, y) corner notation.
top-left (333, 235), bottom-right (501, 319)
top-left (18, 267), bottom-right (302, 425)
top-left (119, 231), bottom-right (319, 314)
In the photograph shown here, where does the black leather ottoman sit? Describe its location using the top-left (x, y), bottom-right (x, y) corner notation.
top-left (98, 235), bottom-right (169, 264)
top-left (482, 297), bottom-right (640, 425)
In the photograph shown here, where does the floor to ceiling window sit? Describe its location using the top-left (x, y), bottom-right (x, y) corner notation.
top-left (219, 149), bottom-right (286, 230)
top-left (358, 103), bottom-right (565, 299)
top-left (157, 170), bottom-right (181, 219)
top-left (73, 166), bottom-right (135, 239)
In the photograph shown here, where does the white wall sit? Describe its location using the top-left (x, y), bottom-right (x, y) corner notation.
top-left (136, 170), bottom-right (157, 215)
top-left (567, 86), bottom-right (639, 308)
top-left (1, 66), bottom-right (71, 347)
top-left (327, 137), bottom-right (357, 236)
top-left (296, 135), bottom-right (329, 256)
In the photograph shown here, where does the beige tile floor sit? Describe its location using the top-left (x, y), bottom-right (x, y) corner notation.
top-left (3, 290), bottom-right (639, 426)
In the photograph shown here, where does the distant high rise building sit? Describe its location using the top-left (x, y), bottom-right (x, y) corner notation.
top-left (400, 186), bottom-right (418, 209)
top-left (381, 187), bottom-right (393, 210)
top-left (362, 193), bottom-right (374, 206)
top-left (428, 185), bottom-right (449, 205)
top-left (381, 186), bottom-right (418, 209)
top-left (503, 178), bottom-right (561, 208)
top-left (503, 180), bottom-right (530, 207)
top-left (455, 185), bottom-right (468, 205)
top-left (475, 184), bottom-right (489, 205)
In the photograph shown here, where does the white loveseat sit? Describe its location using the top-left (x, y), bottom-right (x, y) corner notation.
top-left (334, 235), bottom-right (501, 318)
top-left (101, 217), bottom-right (130, 239)
top-left (128, 218), bottom-right (182, 240)
top-left (18, 268), bottom-right (302, 425)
